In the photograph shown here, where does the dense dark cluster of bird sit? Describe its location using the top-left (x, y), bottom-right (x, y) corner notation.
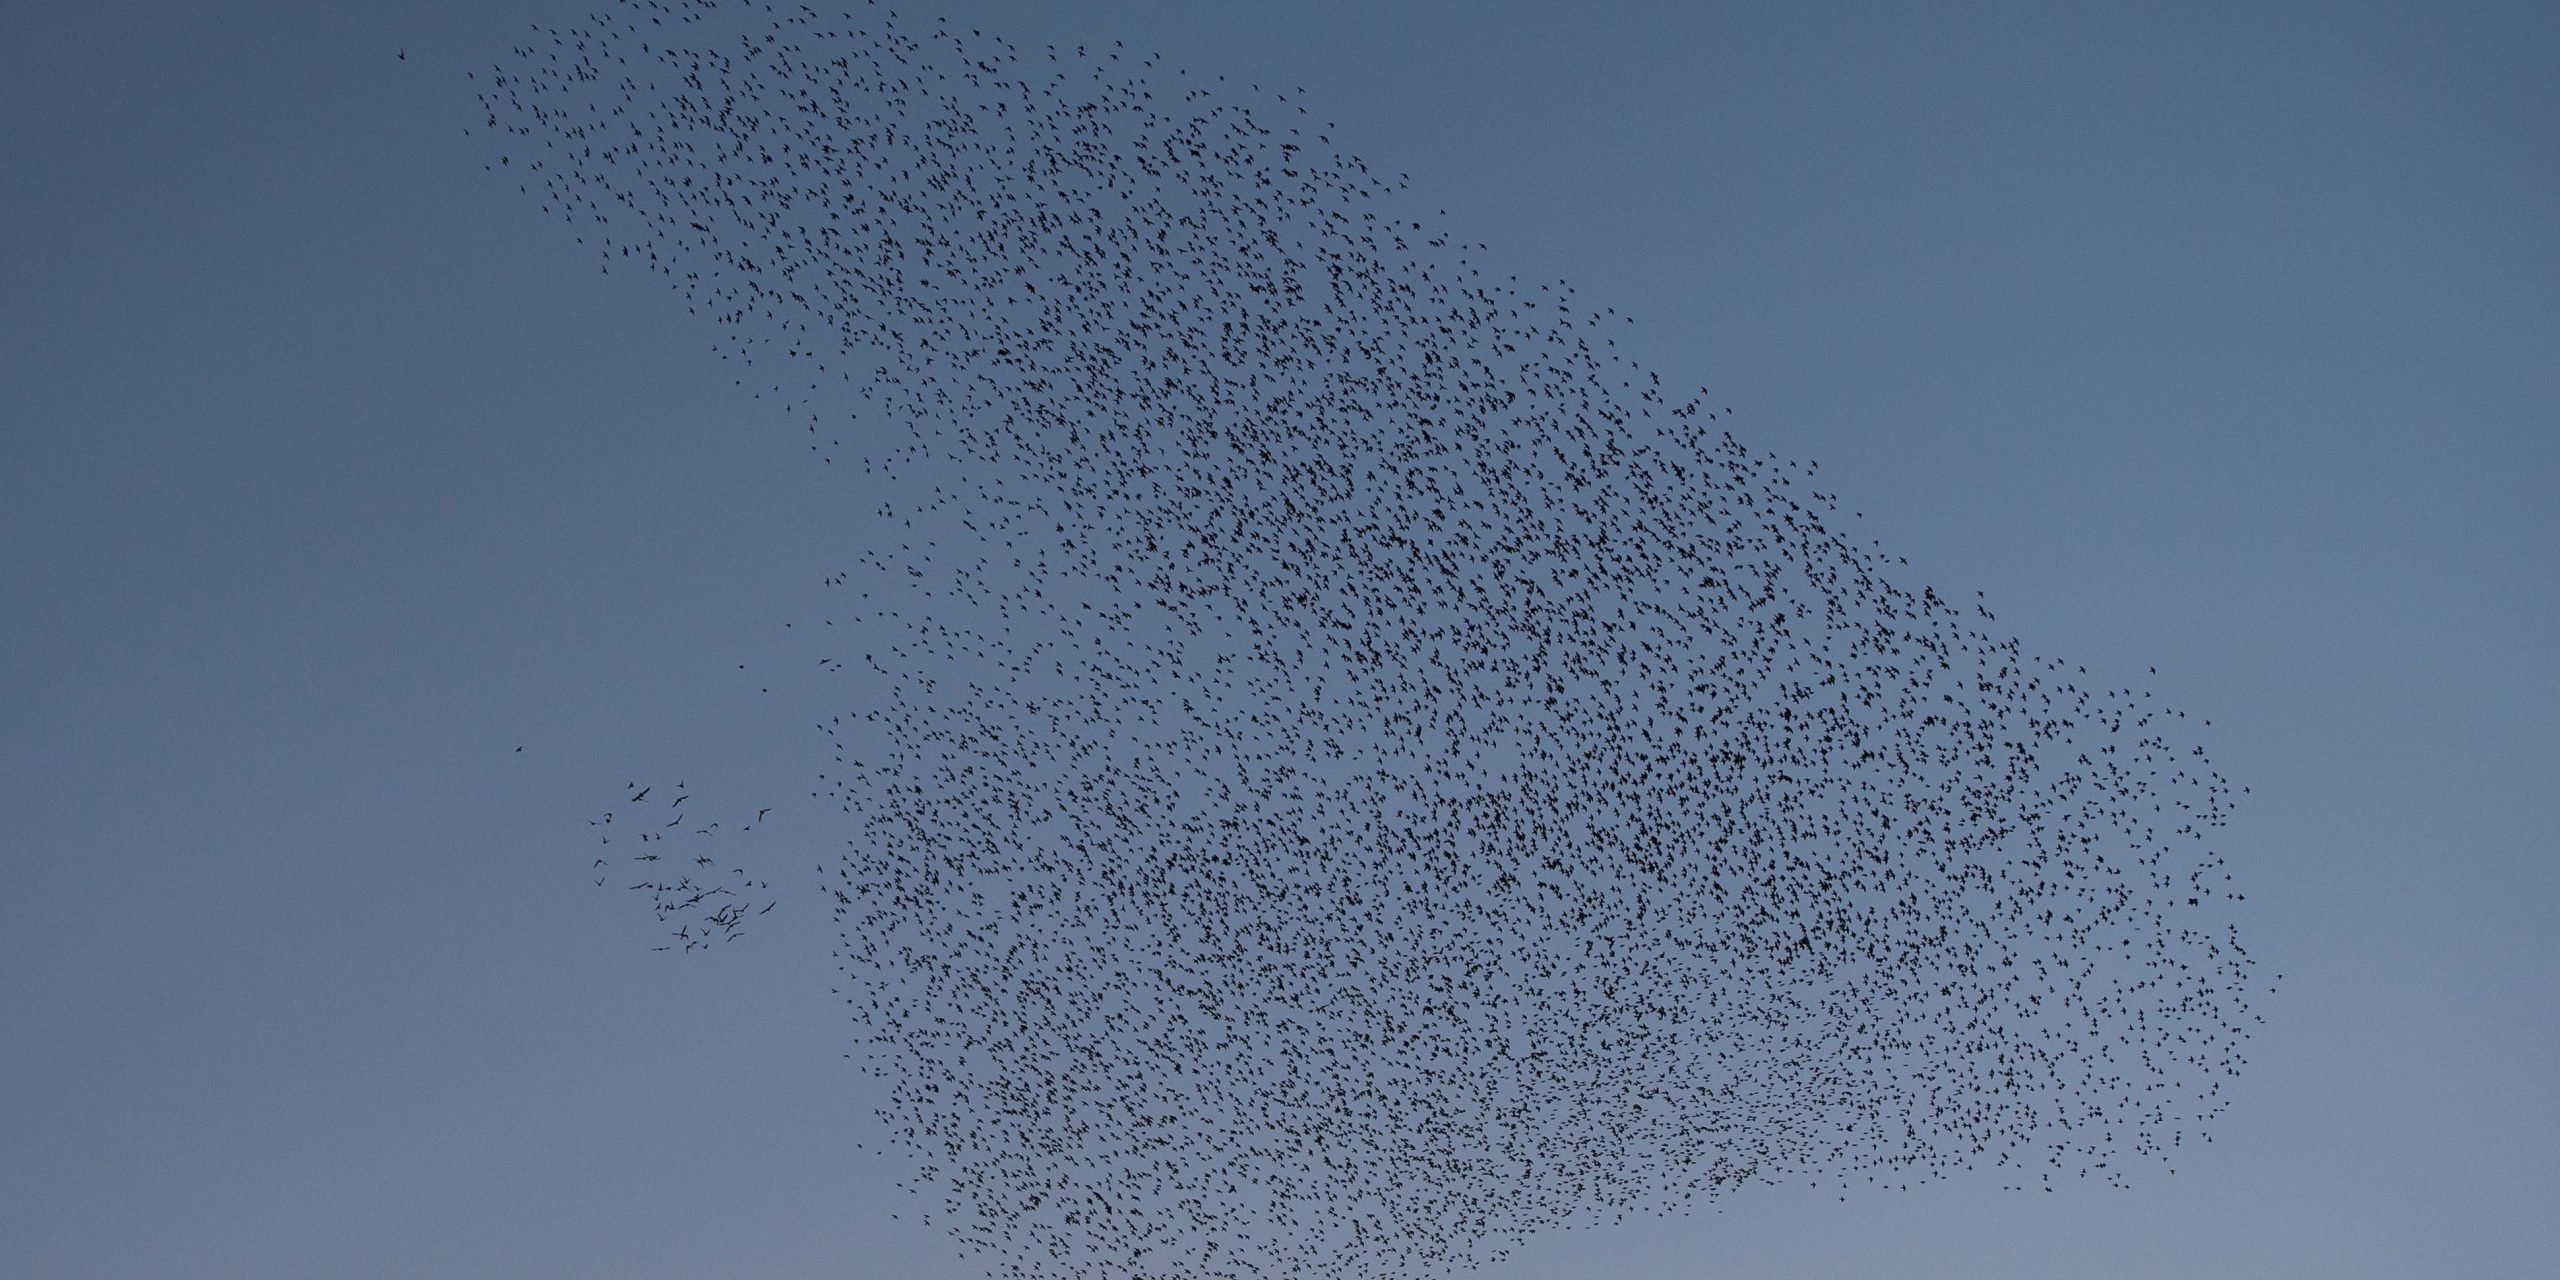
top-left (482, 3), bottom-right (2263, 1276)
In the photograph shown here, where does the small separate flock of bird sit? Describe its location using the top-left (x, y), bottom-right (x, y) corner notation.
top-left (588, 778), bottom-right (777, 950)
top-left (483, 3), bottom-right (2265, 1276)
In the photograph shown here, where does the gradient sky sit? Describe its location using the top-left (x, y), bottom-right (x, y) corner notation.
top-left (5, 2), bottom-right (2554, 1277)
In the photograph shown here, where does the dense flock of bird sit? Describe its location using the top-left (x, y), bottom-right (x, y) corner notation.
top-left (482, 3), bottom-right (2263, 1275)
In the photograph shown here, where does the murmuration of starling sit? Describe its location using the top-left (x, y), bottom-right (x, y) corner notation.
top-left (484, 3), bottom-right (2264, 1276)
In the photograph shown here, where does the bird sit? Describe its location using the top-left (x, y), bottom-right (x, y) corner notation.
top-left (494, 6), bottom-right (2266, 1275)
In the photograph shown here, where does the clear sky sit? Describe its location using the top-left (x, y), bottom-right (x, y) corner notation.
top-left (4, 2), bottom-right (2554, 1277)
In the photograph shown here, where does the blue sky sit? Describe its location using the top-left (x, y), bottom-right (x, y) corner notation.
top-left (4, 2), bottom-right (2553, 1276)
